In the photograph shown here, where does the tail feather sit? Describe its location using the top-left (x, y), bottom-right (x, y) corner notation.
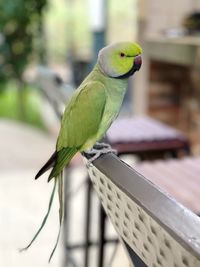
top-left (35, 151), bottom-right (57, 180)
top-left (48, 147), bottom-right (78, 182)
top-left (48, 171), bottom-right (64, 262)
top-left (20, 179), bottom-right (57, 252)
top-left (22, 147), bottom-right (77, 260)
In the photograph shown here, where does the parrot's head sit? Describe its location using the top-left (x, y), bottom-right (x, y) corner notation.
top-left (98, 42), bottom-right (142, 78)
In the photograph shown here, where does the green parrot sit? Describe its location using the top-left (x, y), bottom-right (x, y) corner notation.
top-left (21, 42), bottom-right (142, 260)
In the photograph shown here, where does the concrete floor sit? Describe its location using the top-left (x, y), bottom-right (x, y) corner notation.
top-left (0, 120), bottom-right (62, 267)
top-left (0, 119), bottom-right (129, 267)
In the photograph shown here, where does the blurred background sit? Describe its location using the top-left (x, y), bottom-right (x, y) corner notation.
top-left (1, 0), bottom-right (200, 266)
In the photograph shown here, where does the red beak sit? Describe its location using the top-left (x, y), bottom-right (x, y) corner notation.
top-left (133, 55), bottom-right (142, 71)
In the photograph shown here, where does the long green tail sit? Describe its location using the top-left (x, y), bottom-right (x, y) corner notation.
top-left (20, 179), bottom-right (57, 252)
top-left (48, 171), bottom-right (64, 262)
top-left (20, 172), bottom-right (65, 262)
top-left (21, 147), bottom-right (77, 260)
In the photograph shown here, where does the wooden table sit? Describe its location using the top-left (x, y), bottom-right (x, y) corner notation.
top-left (107, 116), bottom-right (190, 159)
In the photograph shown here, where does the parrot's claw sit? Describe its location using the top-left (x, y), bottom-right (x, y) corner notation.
top-left (93, 142), bottom-right (112, 150)
top-left (86, 150), bottom-right (102, 167)
top-left (82, 145), bottom-right (117, 167)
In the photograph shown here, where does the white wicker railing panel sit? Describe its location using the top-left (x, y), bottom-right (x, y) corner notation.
top-left (87, 164), bottom-right (200, 267)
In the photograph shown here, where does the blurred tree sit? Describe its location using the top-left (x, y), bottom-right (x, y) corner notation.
top-left (0, 0), bottom-right (47, 119)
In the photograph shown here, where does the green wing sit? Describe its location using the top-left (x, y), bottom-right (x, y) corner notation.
top-left (56, 81), bottom-right (107, 151)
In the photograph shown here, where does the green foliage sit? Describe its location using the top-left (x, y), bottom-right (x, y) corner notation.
top-left (0, 83), bottom-right (45, 129)
top-left (0, 0), bottom-right (47, 85)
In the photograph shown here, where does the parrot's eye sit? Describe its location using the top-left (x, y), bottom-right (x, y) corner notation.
top-left (120, 52), bottom-right (125, 57)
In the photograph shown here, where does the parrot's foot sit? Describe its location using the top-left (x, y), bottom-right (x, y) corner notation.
top-left (82, 144), bottom-right (117, 167)
top-left (93, 142), bottom-right (112, 150)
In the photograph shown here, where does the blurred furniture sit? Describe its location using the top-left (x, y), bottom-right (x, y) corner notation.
top-left (138, 36), bottom-right (200, 127)
top-left (107, 116), bottom-right (190, 159)
top-left (146, 36), bottom-right (200, 66)
top-left (134, 156), bottom-right (200, 215)
top-left (86, 153), bottom-right (200, 267)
